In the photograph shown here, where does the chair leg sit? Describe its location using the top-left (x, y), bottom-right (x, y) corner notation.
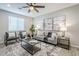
top-left (4, 39), bottom-right (7, 46)
top-left (16, 38), bottom-right (18, 42)
top-left (54, 44), bottom-right (57, 46)
top-left (5, 44), bottom-right (7, 46)
top-left (5, 41), bottom-right (7, 46)
top-left (16, 39), bottom-right (17, 42)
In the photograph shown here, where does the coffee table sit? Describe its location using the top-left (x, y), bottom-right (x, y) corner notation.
top-left (21, 38), bottom-right (41, 55)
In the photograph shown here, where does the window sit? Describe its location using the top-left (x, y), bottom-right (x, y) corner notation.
top-left (9, 16), bottom-right (24, 31)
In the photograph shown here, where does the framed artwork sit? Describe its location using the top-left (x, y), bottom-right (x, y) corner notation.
top-left (44, 18), bottom-right (53, 31)
top-left (53, 15), bottom-right (66, 31)
top-left (35, 15), bottom-right (66, 36)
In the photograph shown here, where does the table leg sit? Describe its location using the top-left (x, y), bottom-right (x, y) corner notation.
top-left (40, 42), bottom-right (41, 49)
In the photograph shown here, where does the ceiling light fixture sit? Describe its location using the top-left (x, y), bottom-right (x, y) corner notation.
top-left (19, 3), bottom-right (45, 13)
top-left (30, 6), bottom-right (34, 10)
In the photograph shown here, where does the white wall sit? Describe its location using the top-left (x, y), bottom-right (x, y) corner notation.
top-left (0, 9), bottom-right (32, 43)
top-left (34, 4), bottom-right (79, 48)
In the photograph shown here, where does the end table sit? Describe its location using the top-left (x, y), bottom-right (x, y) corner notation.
top-left (57, 37), bottom-right (70, 50)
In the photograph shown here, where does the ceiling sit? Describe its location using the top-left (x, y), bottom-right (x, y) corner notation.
top-left (0, 3), bottom-right (78, 17)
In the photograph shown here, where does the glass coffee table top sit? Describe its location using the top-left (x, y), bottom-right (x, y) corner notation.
top-left (28, 40), bottom-right (40, 45)
top-left (21, 38), bottom-right (41, 55)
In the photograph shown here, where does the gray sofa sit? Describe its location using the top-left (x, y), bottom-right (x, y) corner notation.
top-left (34, 32), bottom-right (58, 45)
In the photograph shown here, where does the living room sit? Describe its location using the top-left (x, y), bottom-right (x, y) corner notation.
top-left (0, 3), bottom-right (79, 56)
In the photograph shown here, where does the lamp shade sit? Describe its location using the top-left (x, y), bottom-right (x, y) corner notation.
top-left (60, 27), bottom-right (67, 31)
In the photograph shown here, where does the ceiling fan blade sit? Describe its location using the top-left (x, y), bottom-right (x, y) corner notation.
top-left (34, 8), bottom-right (39, 12)
top-left (19, 6), bottom-right (29, 9)
top-left (34, 6), bottom-right (45, 8)
top-left (22, 6), bottom-right (29, 8)
top-left (28, 9), bottom-right (31, 13)
top-left (26, 3), bottom-right (33, 6)
top-left (30, 3), bottom-right (32, 6)
top-left (18, 8), bottom-right (22, 9)
top-left (26, 3), bottom-right (30, 6)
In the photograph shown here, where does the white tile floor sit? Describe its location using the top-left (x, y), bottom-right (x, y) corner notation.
top-left (0, 42), bottom-right (79, 56)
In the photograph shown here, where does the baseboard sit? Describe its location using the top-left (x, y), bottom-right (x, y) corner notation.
top-left (71, 44), bottom-right (79, 49)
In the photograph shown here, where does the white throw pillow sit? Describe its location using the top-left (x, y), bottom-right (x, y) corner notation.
top-left (22, 32), bottom-right (26, 36)
top-left (9, 32), bottom-right (15, 37)
top-left (52, 33), bottom-right (57, 39)
top-left (16, 32), bottom-right (19, 37)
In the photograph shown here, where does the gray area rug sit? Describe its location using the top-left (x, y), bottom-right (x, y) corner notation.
top-left (0, 41), bottom-right (79, 56)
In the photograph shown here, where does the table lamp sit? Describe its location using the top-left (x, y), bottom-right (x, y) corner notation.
top-left (60, 26), bottom-right (67, 37)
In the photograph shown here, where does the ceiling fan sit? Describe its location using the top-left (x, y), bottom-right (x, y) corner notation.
top-left (19, 3), bottom-right (45, 13)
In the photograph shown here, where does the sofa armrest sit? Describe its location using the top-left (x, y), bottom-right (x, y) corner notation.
top-left (47, 35), bottom-right (57, 44)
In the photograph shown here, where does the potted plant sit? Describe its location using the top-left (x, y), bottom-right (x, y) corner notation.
top-left (29, 24), bottom-right (35, 37)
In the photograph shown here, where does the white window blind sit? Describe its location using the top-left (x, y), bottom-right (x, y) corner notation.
top-left (9, 16), bottom-right (24, 31)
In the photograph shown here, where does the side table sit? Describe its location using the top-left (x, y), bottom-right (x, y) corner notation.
top-left (57, 37), bottom-right (70, 50)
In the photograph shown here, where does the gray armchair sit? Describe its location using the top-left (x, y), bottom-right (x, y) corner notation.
top-left (4, 32), bottom-right (18, 46)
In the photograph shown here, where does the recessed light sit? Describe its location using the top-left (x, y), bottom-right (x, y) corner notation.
top-left (7, 4), bottom-right (11, 7)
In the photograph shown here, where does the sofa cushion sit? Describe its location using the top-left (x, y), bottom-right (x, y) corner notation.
top-left (37, 31), bottom-right (44, 36)
top-left (48, 37), bottom-right (54, 41)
